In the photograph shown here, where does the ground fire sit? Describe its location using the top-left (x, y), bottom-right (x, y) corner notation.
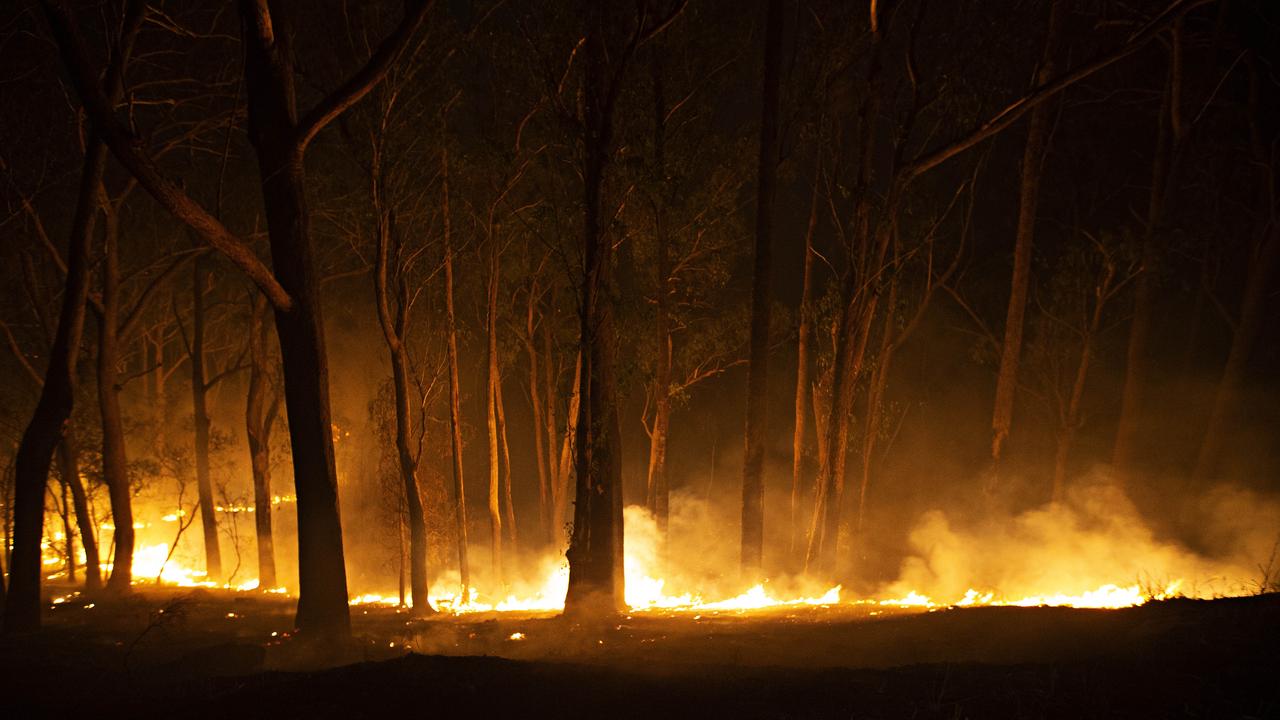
top-left (2, 0), bottom-right (1278, 717)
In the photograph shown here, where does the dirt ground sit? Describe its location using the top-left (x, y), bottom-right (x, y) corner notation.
top-left (2, 588), bottom-right (1276, 718)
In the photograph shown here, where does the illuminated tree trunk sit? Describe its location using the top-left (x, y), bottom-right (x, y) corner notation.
top-left (992, 0), bottom-right (1062, 468)
top-left (1053, 258), bottom-right (1116, 501)
top-left (856, 271), bottom-right (898, 531)
top-left (2, 139), bottom-right (105, 632)
top-left (553, 348), bottom-right (580, 542)
top-left (525, 282), bottom-right (553, 543)
top-left (442, 145), bottom-right (471, 601)
top-left (496, 364), bottom-right (517, 555)
top-left (645, 47), bottom-right (672, 541)
top-left (741, 0), bottom-right (784, 578)
top-left (790, 161), bottom-right (820, 558)
top-left (486, 237), bottom-right (504, 579)
top-left (189, 259), bottom-right (223, 582)
top-left (245, 294), bottom-right (279, 589)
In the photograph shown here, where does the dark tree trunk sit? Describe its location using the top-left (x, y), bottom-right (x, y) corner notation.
top-left (189, 260), bottom-right (223, 582)
top-left (1113, 19), bottom-right (1185, 476)
top-left (991, 0), bottom-right (1062, 468)
top-left (565, 4), bottom-right (626, 614)
top-left (246, 293), bottom-right (278, 589)
top-left (96, 206), bottom-right (137, 594)
top-left (741, 0), bottom-right (785, 579)
top-left (55, 432), bottom-right (100, 591)
top-left (241, 14), bottom-right (351, 639)
top-left (2, 139), bottom-right (105, 632)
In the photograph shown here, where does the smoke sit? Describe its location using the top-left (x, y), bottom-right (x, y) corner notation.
top-left (880, 467), bottom-right (1280, 602)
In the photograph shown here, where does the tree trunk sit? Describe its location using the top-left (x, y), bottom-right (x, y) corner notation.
top-left (1192, 225), bottom-right (1279, 484)
top-left (242, 34), bottom-right (351, 642)
top-left (441, 144), bottom-right (471, 602)
top-left (55, 432), bottom-right (100, 591)
top-left (245, 294), bottom-right (278, 590)
top-left (856, 271), bottom-right (899, 532)
top-left (98, 206), bottom-right (137, 593)
top-left (189, 260), bottom-right (223, 582)
top-left (1113, 18), bottom-right (1185, 476)
top-left (496, 363), bottom-right (517, 555)
top-left (57, 473), bottom-right (75, 583)
top-left (790, 160), bottom-right (821, 559)
top-left (486, 237), bottom-right (504, 580)
top-left (553, 349), bottom-right (581, 543)
top-left (991, 0), bottom-right (1062, 468)
top-left (740, 0), bottom-right (784, 579)
top-left (2, 139), bottom-right (105, 632)
top-left (646, 46), bottom-right (673, 544)
top-left (525, 282), bottom-right (552, 544)
top-left (565, 6), bottom-right (625, 614)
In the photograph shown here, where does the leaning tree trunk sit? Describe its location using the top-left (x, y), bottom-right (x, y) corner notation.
top-left (55, 432), bottom-right (100, 591)
top-left (2, 139), bottom-right (105, 632)
top-left (441, 144), bottom-right (471, 602)
top-left (991, 0), bottom-right (1062, 468)
top-left (189, 260), bottom-right (223, 582)
top-left (246, 293), bottom-right (278, 589)
top-left (495, 362), bottom-right (517, 555)
top-left (740, 0), bottom-right (784, 579)
top-left (1192, 225), bottom-right (1279, 484)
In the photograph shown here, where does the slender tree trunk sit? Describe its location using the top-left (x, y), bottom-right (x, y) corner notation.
top-left (495, 365), bottom-right (516, 555)
top-left (1113, 19), bottom-right (1185, 475)
top-left (790, 161), bottom-right (820, 558)
top-left (441, 145), bottom-right (471, 602)
top-left (856, 271), bottom-right (898, 532)
top-left (189, 260), bottom-right (222, 582)
top-left (553, 349), bottom-right (581, 542)
top-left (55, 433), bottom-right (99, 591)
top-left (740, 0), bottom-right (784, 578)
top-left (2, 138), bottom-right (106, 632)
top-left (57, 476), bottom-right (74, 583)
top-left (245, 295), bottom-right (278, 589)
top-left (991, 0), bottom-right (1062, 467)
top-left (1053, 257), bottom-right (1115, 500)
top-left (526, 283), bottom-right (552, 544)
top-left (486, 239), bottom-right (504, 580)
top-left (645, 45), bottom-right (673, 545)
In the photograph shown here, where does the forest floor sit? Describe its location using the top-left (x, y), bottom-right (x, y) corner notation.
top-left (1, 587), bottom-right (1276, 718)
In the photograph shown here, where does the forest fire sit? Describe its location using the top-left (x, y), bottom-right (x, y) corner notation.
top-left (3, 0), bottom-right (1279, 716)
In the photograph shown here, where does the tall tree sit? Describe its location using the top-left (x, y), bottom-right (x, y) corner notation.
top-left (990, 0), bottom-right (1063, 469)
top-left (244, 292), bottom-right (280, 589)
top-left (43, 0), bottom-right (434, 640)
top-left (740, 0), bottom-right (784, 578)
top-left (3, 3), bottom-right (141, 631)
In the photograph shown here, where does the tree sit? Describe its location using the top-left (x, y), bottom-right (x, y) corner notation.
top-left (42, 0), bottom-right (434, 640)
top-left (990, 0), bottom-right (1063, 470)
top-left (3, 3), bottom-right (141, 631)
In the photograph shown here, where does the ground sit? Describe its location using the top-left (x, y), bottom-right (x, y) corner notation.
top-left (1, 588), bottom-right (1276, 718)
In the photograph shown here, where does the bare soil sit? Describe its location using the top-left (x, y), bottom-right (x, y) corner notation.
top-left (2, 588), bottom-right (1276, 718)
